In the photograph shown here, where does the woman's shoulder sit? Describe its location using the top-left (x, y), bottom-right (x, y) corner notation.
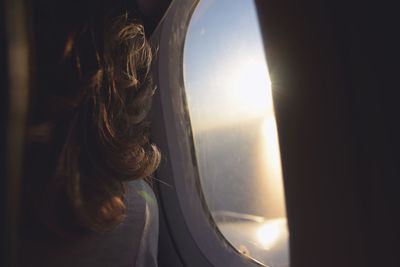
top-left (124, 179), bottom-right (159, 267)
top-left (20, 179), bottom-right (159, 267)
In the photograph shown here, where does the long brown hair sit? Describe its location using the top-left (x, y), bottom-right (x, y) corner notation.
top-left (24, 7), bottom-right (160, 235)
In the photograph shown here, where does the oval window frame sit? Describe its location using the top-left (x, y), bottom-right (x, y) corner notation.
top-left (150, 0), bottom-right (266, 266)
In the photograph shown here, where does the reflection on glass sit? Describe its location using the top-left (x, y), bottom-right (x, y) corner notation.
top-left (258, 218), bottom-right (287, 249)
top-left (184, 0), bottom-right (289, 266)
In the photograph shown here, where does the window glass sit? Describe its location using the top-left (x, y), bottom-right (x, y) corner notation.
top-left (183, 0), bottom-right (289, 266)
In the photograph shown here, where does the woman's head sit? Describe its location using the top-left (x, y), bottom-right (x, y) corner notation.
top-left (25, 6), bottom-right (160, 235)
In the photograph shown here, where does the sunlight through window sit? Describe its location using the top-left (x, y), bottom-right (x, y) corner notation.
top-left (184, 0), bottom-right (290, 266)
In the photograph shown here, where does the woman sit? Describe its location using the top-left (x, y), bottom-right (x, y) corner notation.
top-left (20, 1), bottom-right (161, 266)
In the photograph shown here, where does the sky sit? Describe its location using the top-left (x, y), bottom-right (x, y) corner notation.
top-left (183, 0), bottom-right (272, 131)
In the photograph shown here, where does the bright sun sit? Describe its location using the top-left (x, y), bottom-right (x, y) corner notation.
top-left (231, 58), bottom-right (273, 118)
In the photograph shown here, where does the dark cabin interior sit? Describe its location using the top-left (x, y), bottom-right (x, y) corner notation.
top-left (1, 0), bottom-right (399, 266)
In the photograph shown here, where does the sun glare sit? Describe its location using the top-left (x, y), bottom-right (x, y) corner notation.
top-left (230, 58), bottom-right (273, 118)
top-left (262, 116), bottom-right (282, 179)
top-left (258, 218), bottom-right (287, 250)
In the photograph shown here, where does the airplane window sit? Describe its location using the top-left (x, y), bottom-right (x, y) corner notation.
top-left (183, 0), bottom-right (290, 266)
